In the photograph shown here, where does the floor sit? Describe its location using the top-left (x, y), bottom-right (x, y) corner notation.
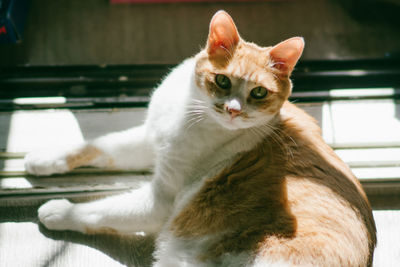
top-left (0, 95), bottom-right (400, 266)
top-left (0, 208), bottom-right (398, 267)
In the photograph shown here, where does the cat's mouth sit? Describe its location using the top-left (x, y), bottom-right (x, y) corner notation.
top-left (212, 106), bottom-right (252, 130)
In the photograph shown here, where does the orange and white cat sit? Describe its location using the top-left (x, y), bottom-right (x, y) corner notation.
top-left (25, 11), bottom-right (376, 266)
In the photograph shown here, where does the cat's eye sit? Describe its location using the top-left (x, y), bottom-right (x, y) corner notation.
top-left (250, 86), bottom-right (268, 99)
top-left (215, 74), bottom-right (231, 90)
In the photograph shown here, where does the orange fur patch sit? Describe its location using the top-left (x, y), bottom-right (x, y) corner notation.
top-left (171, 102), bottom-right (376, 266)
top-left (66, 145), bottom-right (105, 170)
top-left (85, 226), bottom-right (119, 235)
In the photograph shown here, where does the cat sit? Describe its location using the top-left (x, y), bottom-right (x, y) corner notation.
top-left (25, 10), bottom-right (376, 267)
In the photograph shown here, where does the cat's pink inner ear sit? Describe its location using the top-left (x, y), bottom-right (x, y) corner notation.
top-left (269, 37), bottom-right (305, 75)
top-left (207, 11), bottom-right (239, 58)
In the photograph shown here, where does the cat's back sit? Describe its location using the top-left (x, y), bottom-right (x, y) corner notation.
top-left (148, 57), bottom-right (196, 118)
top-left (144, 57), bottom-right (200, 150)
top-left (256, 102), bottom-right (376, 266)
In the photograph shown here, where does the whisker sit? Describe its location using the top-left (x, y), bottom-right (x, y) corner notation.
top-left (268, 124), bottom-right (297, 160)
top-left (185, 111), bottom-right (205, 116)
top-left (186, 116), bottom-right (205, 132)
top-left (191, 99), bottom-right (206, 104)
top-left (256, 123), bottom-right (295, 161)
top-left (186, 114), bottom-right (203, 124)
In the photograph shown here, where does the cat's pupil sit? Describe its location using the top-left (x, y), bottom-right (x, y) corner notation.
top-left (215, 74), bottom-right (231, 90)
top-left (250, 86), bottom-right (268, 99)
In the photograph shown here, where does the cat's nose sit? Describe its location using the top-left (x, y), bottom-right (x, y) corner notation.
top-left (227, 107), bottom-right (241, 118)
top-left (224, 99), bottom-right (242, 118)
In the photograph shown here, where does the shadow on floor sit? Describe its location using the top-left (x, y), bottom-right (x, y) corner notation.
top-left (0, 204), bottom-right (155, 267)
top-left (38, 225), bottom-right (155, 267)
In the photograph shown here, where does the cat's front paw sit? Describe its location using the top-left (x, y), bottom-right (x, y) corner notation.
top-left (38, 199), bottom-right (75, 231)
top-left (25, 150), bottom-right (70, 176)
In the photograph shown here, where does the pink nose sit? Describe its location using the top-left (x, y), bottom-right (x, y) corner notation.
top-left (226, 107), bottom-right (241, 118)
top-left (224, 99), bottom-right (242, 118)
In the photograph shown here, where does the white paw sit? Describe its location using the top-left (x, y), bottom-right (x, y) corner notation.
top-left (38, 199), bottom-right (75, 231)
top-left (25, 150), bottom-right (70, 176)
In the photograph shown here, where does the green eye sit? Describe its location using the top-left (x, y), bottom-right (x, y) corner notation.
top-left (250, 86), bottom-right (268, 99)
top-left (215, 74), bottom-right (231, 90)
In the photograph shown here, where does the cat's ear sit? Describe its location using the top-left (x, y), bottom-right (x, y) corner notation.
top-left (207, 10), bottom-right (240, 61)
top-left (269, 37), bottom-right (304, 76)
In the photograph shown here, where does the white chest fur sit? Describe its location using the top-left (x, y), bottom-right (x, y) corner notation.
top-left (145, 59), bottom-right (266, 194)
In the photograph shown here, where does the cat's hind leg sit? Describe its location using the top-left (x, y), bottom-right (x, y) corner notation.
top-left (25, 124), bottom-right (154, 176)
top-left (38, 181), bottom-right (172, 235)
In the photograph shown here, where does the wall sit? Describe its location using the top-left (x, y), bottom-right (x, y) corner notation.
top-left (1, 0), bottom-right (399, 66)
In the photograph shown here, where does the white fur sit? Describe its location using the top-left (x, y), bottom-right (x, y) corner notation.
top-left (26, 58), bottom-right (282, 266)
top-left (25, 148), bottom-right (71, 175)
top-left (225, 98), bottom-right (241, 112)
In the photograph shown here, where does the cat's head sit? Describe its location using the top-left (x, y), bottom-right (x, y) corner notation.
top-left (194, 10), bottom-right (304, 130)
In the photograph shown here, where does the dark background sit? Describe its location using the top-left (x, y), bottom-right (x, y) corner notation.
top-left (1, 0), bottom-right (400, 66)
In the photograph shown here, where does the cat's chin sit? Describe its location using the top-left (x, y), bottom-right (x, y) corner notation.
top-left (219, 122), bottom-right (243, 131)
top-left (211, 113), bottom-right (275, 131)
top-left (215, 117), bottom-right (255, 131)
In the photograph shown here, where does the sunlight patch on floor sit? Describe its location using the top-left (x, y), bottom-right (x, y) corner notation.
top-left (6, 110), bottom-right (84, 152)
